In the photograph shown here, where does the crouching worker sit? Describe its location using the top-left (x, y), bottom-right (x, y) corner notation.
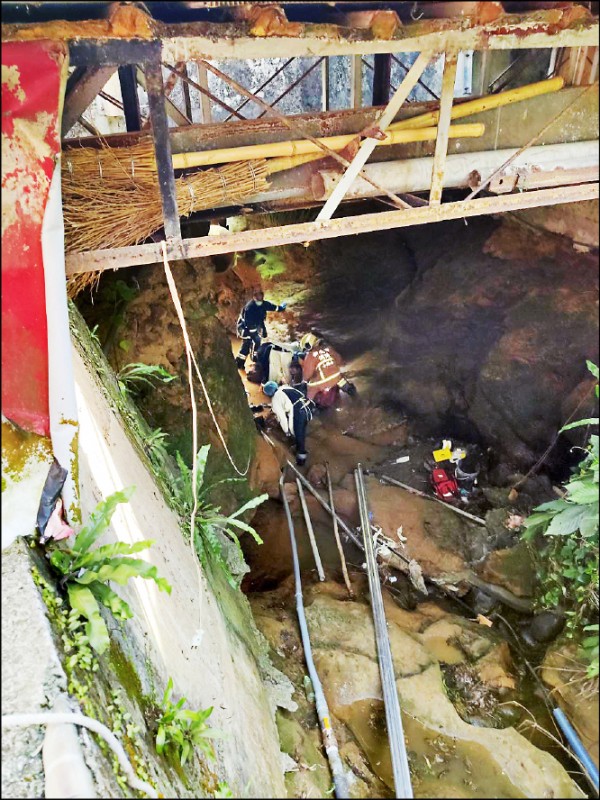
top-left (263, 380), bottom-right (314, 466)
top-left (299, 332), bottom-right (357, 409)
top-left (235, 288), bottom-right (287, 370)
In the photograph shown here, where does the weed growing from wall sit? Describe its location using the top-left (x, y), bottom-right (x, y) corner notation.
top-left (523, 361), bottom-right (599, 682)
top-left (172, 445), bottom-right (267, 587)
top-left (155, 677), bottom-right (223, 767)
top-left (46, 487), bottom-right (171, 654)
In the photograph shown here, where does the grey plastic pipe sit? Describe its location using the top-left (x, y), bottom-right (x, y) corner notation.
top-left (280, 475), bottom-right (350, 799)
top-left (355, 465), bottom-right (413, 799)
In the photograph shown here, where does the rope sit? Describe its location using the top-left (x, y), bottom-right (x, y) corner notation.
top-left (161, 243), bottom-right (250, 477)
top-left (2, 712), bottom-right (158, 798)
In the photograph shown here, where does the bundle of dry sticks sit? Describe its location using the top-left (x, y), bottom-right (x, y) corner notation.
top-left (62, 138), bottom-right (269, 253)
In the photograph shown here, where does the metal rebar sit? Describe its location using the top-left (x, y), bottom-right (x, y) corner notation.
top-left (355, 464), bottom-right (413, 799)
top-left (296, 477), bottom-right (326, 582)
top-left (280, 475), bottom-right (349, 799)
top-left (326, 463), bottom-right (354, 597)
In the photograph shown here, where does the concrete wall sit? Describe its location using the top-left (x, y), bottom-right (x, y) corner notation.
top-left (1, 331), bottom-right (292, 798)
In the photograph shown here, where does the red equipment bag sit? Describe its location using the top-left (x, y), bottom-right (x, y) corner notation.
top-left (431, 468), bottom-right (459, 502)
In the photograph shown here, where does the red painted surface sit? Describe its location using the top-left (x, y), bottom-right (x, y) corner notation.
top-left (1, 41), bottom-right (66, 435)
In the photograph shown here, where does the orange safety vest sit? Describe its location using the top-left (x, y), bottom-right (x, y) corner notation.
top-left (302, 346), bottom-right (343, 401)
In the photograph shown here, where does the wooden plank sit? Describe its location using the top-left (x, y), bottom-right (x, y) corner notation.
top-left (429, 53), bottom-right (458, 206)
top-left (143, 60), bottom-right (181, 243)
top-left (65, 183), bottom-right (599, 274)
top-left (118, 65), bottom-right (142, 132)
top-left (316, 52), bottom-right (431, 222)
top-left (61, 65), bottom-right (117, 136)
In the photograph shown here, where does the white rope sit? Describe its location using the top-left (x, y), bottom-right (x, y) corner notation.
top-left (2, 713), bottom-right (158, 798)
top-left (161, 242), bottom-right (251, 477)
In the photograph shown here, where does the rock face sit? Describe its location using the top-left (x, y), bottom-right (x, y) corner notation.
top-left (78, 258), bottom-right (261, 511)
top-left (251, 582), bottom-right (584, 799)
top-left (263, 215), bottom-right (598, 473)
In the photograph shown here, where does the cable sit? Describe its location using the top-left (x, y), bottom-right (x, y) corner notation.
top-left (2, 712), bottom-right (158, 798)
top-left (280, 474), bottom-right (350, 798)
top-left (161, 242), bottom-right (251, 476)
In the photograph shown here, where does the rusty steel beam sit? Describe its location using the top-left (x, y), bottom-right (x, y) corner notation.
top-left (61, 65), bottom-right (117, 136)
top-left (144, 60), bottom-right (181, 243)
top-left (136, 67), bottom-right (191, 127)
top-left (65, 183), bottom-right (599, 275)
top-left (429, 53), bottom-right (458, 206)
top-left (159, 15), bottom-right (599, 62)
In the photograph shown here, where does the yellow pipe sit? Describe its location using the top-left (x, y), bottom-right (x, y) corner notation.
top-left (173, 123), bottom-right (484, 170)
top-left (388, 76), bottom-right (565, 131)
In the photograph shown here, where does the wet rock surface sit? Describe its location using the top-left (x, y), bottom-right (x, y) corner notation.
top-left (250, 580), bottom-right (584, 799)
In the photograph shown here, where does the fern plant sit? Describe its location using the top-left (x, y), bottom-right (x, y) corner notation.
top-left (172, 445), bottom-right (267, 587)
top-left (48, 488), bottom-right (171, 654)
top-left (155, 677), bottom-right (222, 766)
top-left (116, 363), bottom-right (176, 396)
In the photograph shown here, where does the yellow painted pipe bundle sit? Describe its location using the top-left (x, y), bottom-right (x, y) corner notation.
top-left (173, 123), bottom-right (484, 170)
top-left (389, 76), bottom-right (565, 131)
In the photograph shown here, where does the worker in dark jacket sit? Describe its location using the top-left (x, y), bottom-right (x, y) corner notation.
top-left (235, 288), bottom-right (287, 369)
top-left (263, 381), bottom-right (314, 465)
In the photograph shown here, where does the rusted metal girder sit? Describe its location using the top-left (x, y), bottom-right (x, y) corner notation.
top-left (65, 183), bottom-right (599, 275)
top-left (144, 60), bottom-right (181, 243)
top-left (61, 65), bottom-right (117, 136)
top-left (158, 14), bottom-right (599, 61)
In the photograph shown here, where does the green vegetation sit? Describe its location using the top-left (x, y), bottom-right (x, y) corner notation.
top-left (116, 362), bottom-right (176, 396)
top-left (31, 566), bottom-right (155, 793)
top-left (172, 444), bottom-right (267, 588)
top-left (523, 361), bottom-right (599, 681)
top-left (47, 488), bottom-right (171, 654)
top-left (254, 249), bottom-right (287, 280)
top-left (156, 677), bottom-right (222, 766)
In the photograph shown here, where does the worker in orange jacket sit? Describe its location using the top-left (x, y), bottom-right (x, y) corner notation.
top-left (299, 332), bottom-right (357, 408)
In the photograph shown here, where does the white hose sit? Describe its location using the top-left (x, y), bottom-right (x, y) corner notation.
top-left (2, 713), bottom-right (158, 798)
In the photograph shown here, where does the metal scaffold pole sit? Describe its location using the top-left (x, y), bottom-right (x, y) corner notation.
top-left (355, 464), bottom-right (413, 799)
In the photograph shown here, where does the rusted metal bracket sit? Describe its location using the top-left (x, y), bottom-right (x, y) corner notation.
top-left (61, 65), bottom-right (117, 136)
top-left (68, 39), bottom-right (159, 67)
top-left (144, 60), bottom-right (181, 244)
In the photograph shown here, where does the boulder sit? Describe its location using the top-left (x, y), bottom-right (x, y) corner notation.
top-left (478, 543), bottom-right (536, 598)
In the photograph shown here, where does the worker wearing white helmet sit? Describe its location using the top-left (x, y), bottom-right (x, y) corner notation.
top-left (263, 380), bottom-right (314, 466)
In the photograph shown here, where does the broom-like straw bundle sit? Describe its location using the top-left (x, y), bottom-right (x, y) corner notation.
top-left (63, 141), bottom-right (269, 296)
top-left (63, 143), bottom-right (269, 253)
